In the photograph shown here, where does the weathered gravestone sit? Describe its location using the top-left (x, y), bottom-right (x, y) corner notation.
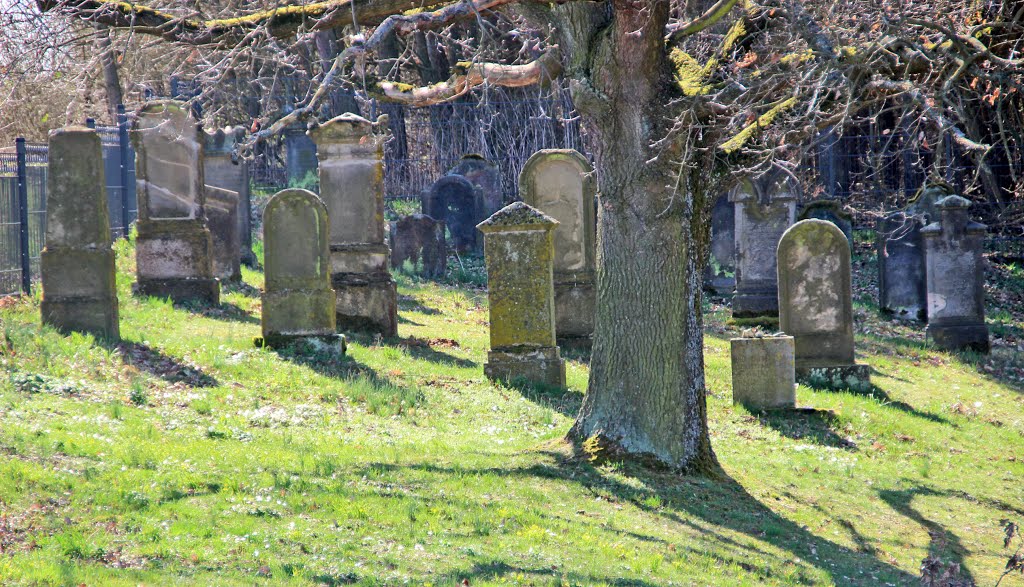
top-left (877, 212), bottom-right (926, 320)
top-left (40, 127), bottom-right (119, 339)
top-left (205, 185), bottom-right (241, 282)
top-left (255, 188), bottom-right (344, 352)
top-left (203, 126), bottom-right (255, 266)
top-left (705, 193), bottom-right (736, 295)
top-left (922, 195), bottom-right (990, 352)
top-left (478, 202), bottom-right (566, 387)
top-left (798, 199), bottom-right (854, 246)
top-left (778, 219), bottom-right (870, 390)
top-left (284, 123), bottom-right (318, 185)
top-left (423, 174), bottom-right (482, 252)
top-left (309, 113), bottom-right (398, 336)
top-left (730, 171), bottom-right (798, 317)
top-left (730, 335), bottom-right (795, 410)
top-left (519, 149), bottom-right (597, 341)
top-left (131, 100), bottom-right (219, 304)
top-left (390, 214), bottom-right (446, 278)
top-left (449, 154), bottom-right (502, 216)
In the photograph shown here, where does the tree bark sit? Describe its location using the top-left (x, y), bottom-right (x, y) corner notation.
top-left (565, 0), bottom-right (717, 471)
top-left (96, 27), bottom-right (123, 123)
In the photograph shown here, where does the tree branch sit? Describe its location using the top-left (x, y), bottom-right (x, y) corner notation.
top-left (665, 0), bottom-right (740, 43)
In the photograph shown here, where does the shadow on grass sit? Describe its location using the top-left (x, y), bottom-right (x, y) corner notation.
top-left (103, 340), bottom-right (218, 387)
top-left (397, 294), bottom-right (442, 316)
top-left (356, 450), bottom-right (919, 586)
top-left (347, 332), bottom-right (478, 369)
top-left (194, 300), bottom-right (260, 325)
top-left (798, 380), bottom-right (951, 426)
top-left (756, 408), bottom-right (856, 450)
top-left (220, 279), bottom-right (262, 299)
top-left (558, 339), bottom-right (592, 364)
top-left (503, 377), bottom-right (583, 418)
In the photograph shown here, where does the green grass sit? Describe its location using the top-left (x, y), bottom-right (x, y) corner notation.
top-left (0, 238), bottom-right (1022, 586)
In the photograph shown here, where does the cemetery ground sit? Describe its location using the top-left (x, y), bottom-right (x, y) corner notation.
top-left (0, 235), bottom-right (1022, 586)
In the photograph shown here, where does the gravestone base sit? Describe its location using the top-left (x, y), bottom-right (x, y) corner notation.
top-left (134, 277), bottom-right (220, 305)
top-left (262, 288), bottom-right (337, 337)
top-left (926, 322), bottom-right (990, 353)
top-left (796, 364), bottom-right (871, 392)
top-left (730, 336), bottom-right (795, 410)
top-left (706, 274), bottom-right (736, 297)
top-left (40, 245), bottom-right (119, 338)
top-left (255, 333), bottom-right (346, 354)
top-left (333, 276), bottom-right (398, 337)
top-left (485, 347), bottom-right (566, 387)
top-left (41, 296), bottom-right (119, 340)
top-left (135, 220), bottom-right (219, 304)
top-left (732, 287), bottom-right (779, 318)
top-left (554, 277), bottom-right (594, 343)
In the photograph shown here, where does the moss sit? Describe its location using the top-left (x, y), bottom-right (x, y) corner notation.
top-left (719, 96), bottom-right (797, 154)
top-left (669, 18), bottom-right (746, 97)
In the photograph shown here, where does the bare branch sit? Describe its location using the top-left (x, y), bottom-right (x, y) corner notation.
top-left (666, 0), bottom-right (739, 43)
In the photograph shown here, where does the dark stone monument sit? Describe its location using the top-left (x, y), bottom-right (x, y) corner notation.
top-left (798, 199), bottom-right (854, 246)
top-left (203, 126), bottom-right (255, 267)
top-left (449, 154), bottom-right (503, 216)
top-left (877, 212), bottom-right (927, 321)
top-left (922, 195), bottom-right (989, 353)
top-left (284, 123), bottom-right (318, 185)
top-left (205, 184), bottom-right (241, 282)
top-left (423, 174), bottom-right (483, 253)
top-left (390, 214), bottom-right (447, 278)
top-left (705, 193), bottom-right (736, 295)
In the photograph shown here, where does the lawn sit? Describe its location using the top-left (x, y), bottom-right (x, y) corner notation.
top-left (0, 236), bottom-right (1022, 586)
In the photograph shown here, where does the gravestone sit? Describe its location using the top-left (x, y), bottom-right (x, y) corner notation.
top-left (390, 214), bottom-right (446, 278)
top-left (922, 195), bottom-right (989, 352)
top-left (131, 100), bottom-right (219, 304)
top-left (203, 126), bottom-right (255, 266)
top-left (478, 202), bottom-right (566, 386)
top-left (40, 127), bottom-right (119, 339)
top-left (519, 149), bottom-right (597, 341)
top-left (730, 335), bottom-right (795, 410)
top-left (449, 154), bottom-right (502, 216)
top-left (284, 123), bottom-right (318, 185)
top-left (778, 219), bottom-right (870, 390)
top-left (205, 184), bottom-right (241, 282)
top-left (705, 193), bottom-right (736, 295)
top-left (309, 113), bottom-right (398, 336)
top-left (255, 189), bottom-right (344, 352)
top-left (798, 199), bottom-right (854, 246)
top-left (730, 171), bottom-right (798, 317)
top-left (423, 174), bottom-right (482, 252)
top-left (877, 212), bottom-right (926, 320)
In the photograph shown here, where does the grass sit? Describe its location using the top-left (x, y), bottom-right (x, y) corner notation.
top-left (0, 237), bottom-right (1022, 586)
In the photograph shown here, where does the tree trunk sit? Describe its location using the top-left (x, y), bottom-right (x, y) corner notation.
top-left (566, 0), bottom-right (717, 471)
top-left (96, 27), bottom-right (124, 124)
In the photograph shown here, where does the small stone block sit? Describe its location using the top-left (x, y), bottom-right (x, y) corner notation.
top-left (730, 336), bottom-right (796, 410)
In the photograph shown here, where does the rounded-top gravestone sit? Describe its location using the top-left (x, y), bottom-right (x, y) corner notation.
top-left (449, 154), bottom-right (502, 216)
top-left (424, 174), bottom-right (482, 253)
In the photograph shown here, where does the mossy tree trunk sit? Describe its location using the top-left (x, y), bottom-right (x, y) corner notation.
top-left (559, 0), bottom-right (717, 471)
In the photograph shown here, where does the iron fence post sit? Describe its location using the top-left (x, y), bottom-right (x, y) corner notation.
top-left (117, 104), bottom-right (132, 238)
top-left (14, 138), bottom-right (30, 294)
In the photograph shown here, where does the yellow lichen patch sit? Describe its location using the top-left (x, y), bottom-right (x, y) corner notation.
top-left (669, 18), bottom-right (746, 96)
top-left (719, 96), bottom-right (797, 154)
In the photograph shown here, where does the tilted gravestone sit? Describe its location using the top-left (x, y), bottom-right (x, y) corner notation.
top-left (478, 202), bottom-right (566, 387)
top-left (730, 335), bottom-right (795, 410)
top-left (449, 154), bottom-right (503, 217)
top-left (205, 184), bottom-right (240, 282)
top-left (131, 100), bottom-right (219, 304)
top-left (519, 149), bottom-right (597, 341)
top-left (423, 174), bottom-right (482, 253)
top-left (390, 214), bottom-right (446, 278)
top-left (778, 219), bottom-right (870, 390)
top-left (798, 199), bottom-right (854, 247)
top-left (730, 170), bottom-right (798, 318)
top-left (309, 113), bottom-right (398, 336)
top-left (40, 127), bottom-right (119, 339)
top-left (922, 195), bottom-right (989, 352)
top-left (255, 188), bottom-right (344, 352)
top-left (877, 212), bottom-right (926, 320)
top-left (705, 193), bottom-right (736, 295)
top-left (203, 126), bottom-right (255, 267)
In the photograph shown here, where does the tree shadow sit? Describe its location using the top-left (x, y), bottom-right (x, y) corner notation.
top-left (502, 377), bottom-right (583, 418)
top-left (220, 279), bottom-right (262, 299)
top-left (194, 300), bottom-right (260, 325)
top-left (397, 294), bottom-right (442, 315)
top-left (346, 333), bottom-right (478, 369)
top-left (355, 450), bottom-right (919, 586)
top-left (100, 340), bottom-right (218, 387)
top-left (800, 381), bottom-right (951, 426)
top-left (756, 408), bottom-right (857, 449)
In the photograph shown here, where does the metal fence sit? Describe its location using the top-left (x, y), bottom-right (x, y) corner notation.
top-left (0, 107), bottom-right (136, 296)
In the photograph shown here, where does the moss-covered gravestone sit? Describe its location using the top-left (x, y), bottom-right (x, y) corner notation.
top-left (730, 170), bottom-right (798, 318)
top-left (131, 100), bottom-right (219, 304)
top-left (478, 202), bottom-right (566, 387)
top-left (778, 219), bottom-right (870, 390)
top-left (205, 184), bottom-right (241, 282)
top-left (922, 195), bottom-right (989, 352)
top-left (519, 149), bottom-right (597, 342)
top-left (40, 127), bottom-right (119, 339)
top-left (309, 114), bottom-right (397, 337)
top-left (256, 189), bottom-right (344, 352)
top-left (203, 126), bottom-right (255, 266)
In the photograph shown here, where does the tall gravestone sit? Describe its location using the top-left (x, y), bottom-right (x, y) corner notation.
top-left (730, 171), bottom-right (798, 318)
top-left (205, 185), bottom-right (241, 282)
top-left (255, 189), bottom-right (344, 352)
top-left (131, 100), bottom-right (219, 304)
top-left (309, 113), bottom-right (398, 336)
top-left (778, 219), bottom-right (870, 390)
top-left (423, 174), bottom-right (482, 252)
top-left (519, 149), bottom-right (597, 341)
top-left (478, 202), bottom-right (566, 386)
top-left (40, 127), bottom-right (119, 339)
top-left (877, 212), bottom-right (926, 320)
top-left (390, 214), bottom-right (447, 278)
top-left (705, 193), bottom-right (736, 295)
top-left (922, 195), bottom-right (989, 352)
top-left (449, 154), bottom-right (503, 216)
top-left (203, 126), bottom-right (255, 266)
